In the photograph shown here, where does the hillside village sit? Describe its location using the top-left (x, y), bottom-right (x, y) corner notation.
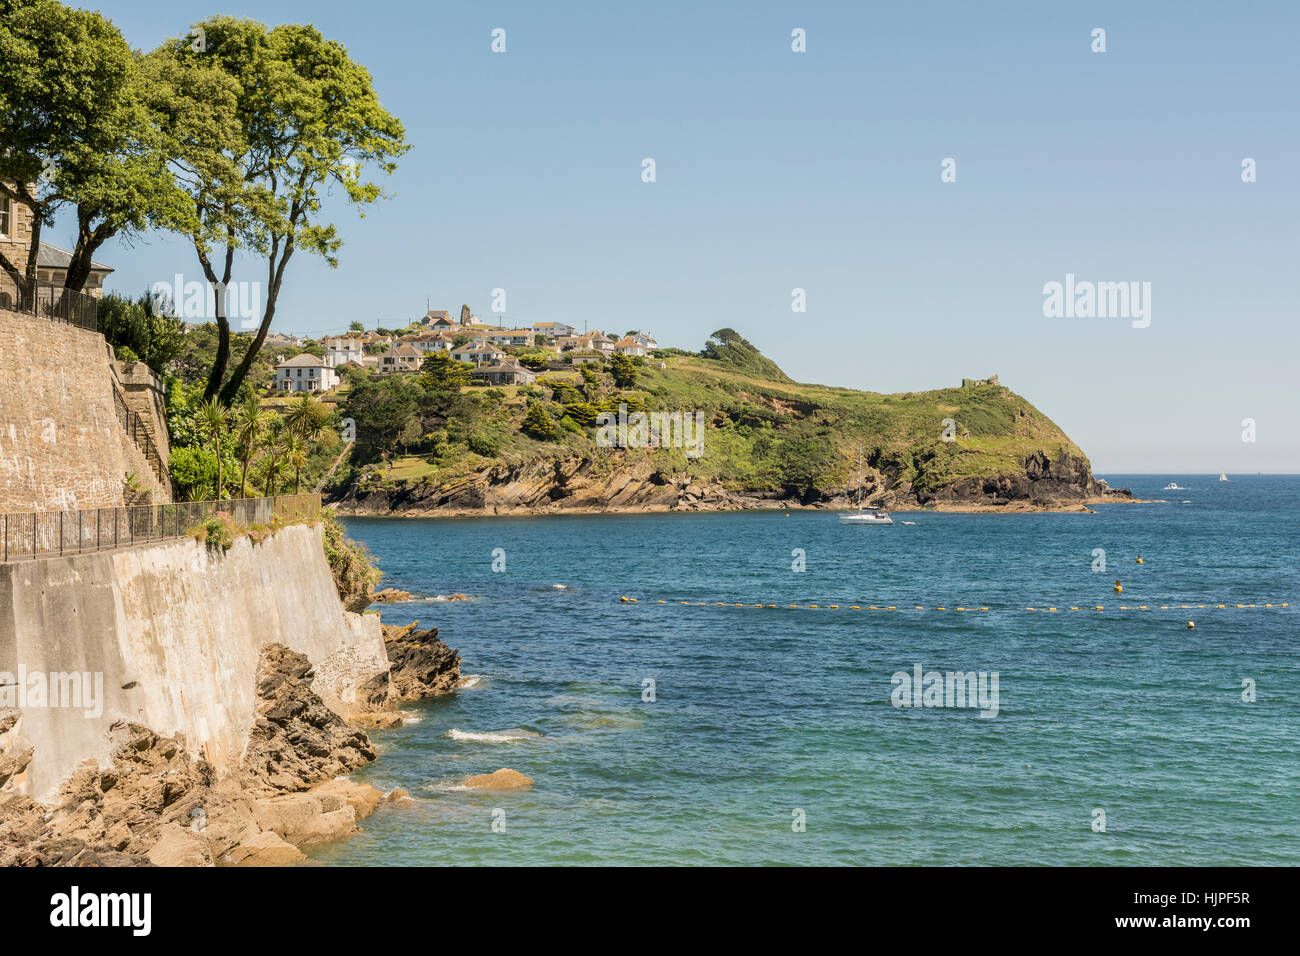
top-left (269, 309), bottom-right (661, 395)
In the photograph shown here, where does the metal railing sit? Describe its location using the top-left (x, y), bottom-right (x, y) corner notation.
top-left (111, 381), bottom-right (167, 485)
top-left (0, 493), bottom-right (322, 563)
top-left (0, 270), bottom-right (99, 330)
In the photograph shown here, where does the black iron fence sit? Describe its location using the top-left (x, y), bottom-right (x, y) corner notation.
top-left (111, 382), bottom-right (167, 485)
top-left (0, 270), bottom-right (99, 331)
top-left (0, 493), bottom-right (322, 563)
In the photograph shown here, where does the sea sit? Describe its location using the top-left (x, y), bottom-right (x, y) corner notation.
top-left (307, 475), bottom-right (1299, 865)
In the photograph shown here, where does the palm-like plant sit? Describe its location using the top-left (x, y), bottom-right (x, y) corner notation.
top-left (286, 434), bottom-right (308, 495)
top-left (259, 447), bottom-right (287, 497)
top-left (197, 398), bottom-right (229, 500)
top-left (233, 394), bottom-right (272, 499)
top-left (284, 393), bottom-right (332, 443)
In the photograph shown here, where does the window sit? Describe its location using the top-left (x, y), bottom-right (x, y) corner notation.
top-left (0, 195), bottom-right (9, 237)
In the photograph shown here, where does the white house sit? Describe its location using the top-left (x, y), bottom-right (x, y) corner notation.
top-left (487, 329), bottom-right (534, 348)
top-left (532, 321), bottom-right (576, 339)
top-left (275, 353), bottom-right (340, 392)
top-left (451, 343), bottom-right (506, 366)
top-left (322, 335), bottom-right (364, 367)
top-left (613, 336), bottom-right (648, 357)
top-left (404, 332), bottom-right (454, 355)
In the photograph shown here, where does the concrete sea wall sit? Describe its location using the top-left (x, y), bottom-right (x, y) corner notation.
top-left (0, 522), bottom-right (387, 801)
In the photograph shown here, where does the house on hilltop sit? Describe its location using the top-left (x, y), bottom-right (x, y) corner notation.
top-left (275, 353), bottom-right (340, 392)
top-left (471, 359), bottom-right (537, 386)
top-left (322, 335), bottom-right (364, 368)
top-left (379, 343), bottom-right (423, 373)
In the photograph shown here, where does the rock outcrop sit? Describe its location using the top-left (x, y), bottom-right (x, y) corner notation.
top-left (241, 644), bottom-right (377, 794)
top-left (0, 644), bottom-right (384, 867)
top-left (381, 622), bottom-right (462, 702)
top-left (333, 447), bottom-right (1133, 517)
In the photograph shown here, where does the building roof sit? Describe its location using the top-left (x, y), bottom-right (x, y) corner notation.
top-left (37, 242), bottom-right (113, 274)
top-left (472, 359), bottom-right (534, 375)
top-left (276, 353), bottom-right (328, 368)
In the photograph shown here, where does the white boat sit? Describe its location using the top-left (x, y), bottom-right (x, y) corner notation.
top-left (1219, 472), bottom-right (1229, 482)
top-left (839, 445), bottom-right (893, 525)
top-left (841, 509), bottom-right (894, 525)
top-left (1163, 482), bottom-right (1184, 490)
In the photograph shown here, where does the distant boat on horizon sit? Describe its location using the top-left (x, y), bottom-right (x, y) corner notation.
top-left (1219, 472), bottom-right (1230, 482)
top-left (1163, 482), bottom-right (1185, 490)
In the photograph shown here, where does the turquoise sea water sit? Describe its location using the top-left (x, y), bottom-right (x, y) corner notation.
top-left (308, 476), bottom-right (1299, 865)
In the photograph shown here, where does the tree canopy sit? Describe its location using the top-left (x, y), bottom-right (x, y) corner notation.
top-left (142, 16), bottom-right (409, 404)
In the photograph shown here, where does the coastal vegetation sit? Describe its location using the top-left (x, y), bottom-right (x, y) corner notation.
top-left (328, 329), bottom-right (1090, 507)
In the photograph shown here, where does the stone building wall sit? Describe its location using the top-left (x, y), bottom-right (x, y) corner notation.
top-left (0, 183), bottom-right (36, 283)
top-left (0, 306), bottom-right (169, 513)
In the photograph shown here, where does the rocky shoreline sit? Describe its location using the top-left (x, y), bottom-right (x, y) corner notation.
top-left (330, 449), bottom-right (1142, 518)
top-left (0, 616), bottom-right (466, 867)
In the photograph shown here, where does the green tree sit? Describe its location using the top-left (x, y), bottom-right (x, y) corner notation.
top-left (608, 352), bottom-right (638, 389)
top-left (420, 351), bottom-right (472, 392)
top-left (284, 393), bottom-right (332, 443)
top-left (0, 1), bottom-right (182, 300)
top-left (197, 397), bottom-right (229, 499)
top-left (96, 291), bottom-right (188, 375)
top-left (286, 434), bottom-right (309, 494)
top-left (143, 17), bottom-right (409, 404)
top-left (341, 376), bottom-right (423, 462)
top-left (233, 394), bottom-right (271, 497)
top-left (521, 402), bottom-right (562, 442)
top-left (349, 320), bottom-right (365, 332)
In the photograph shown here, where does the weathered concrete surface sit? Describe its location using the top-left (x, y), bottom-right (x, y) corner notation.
top-left (0, 523), bottom-right (387, 801)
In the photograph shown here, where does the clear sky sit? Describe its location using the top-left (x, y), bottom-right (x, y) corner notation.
top-left (61, 1), bottom-right (1299, 472)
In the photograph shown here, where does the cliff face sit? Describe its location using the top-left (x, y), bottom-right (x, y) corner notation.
top-left (333, 446), bottom-right (1130, 516)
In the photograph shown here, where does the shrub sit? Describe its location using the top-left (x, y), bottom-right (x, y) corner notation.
top-left (201, 513), bottom-right (235, 551)
top-left (467, 432), bottom-right (500, 457)
top-left (521, 402), bottom-right (563, 441)
top-left (322, 512), bottom-right (382, 611)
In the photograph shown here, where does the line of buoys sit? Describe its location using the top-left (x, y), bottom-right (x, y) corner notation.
top-left (627, 600), bottom-right (1289, 612)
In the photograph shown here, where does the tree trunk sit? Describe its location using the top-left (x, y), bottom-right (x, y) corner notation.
top-left (63, 211), bottom-right (113, 293)
top-left (217, 240), bottom-right (295, 407)
top-left (198, 240), bottom-right (236, 404)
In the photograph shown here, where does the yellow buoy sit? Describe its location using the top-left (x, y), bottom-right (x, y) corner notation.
top-left (1114, 581), bottom-right (1123, 593)
top-left (620, 595), bottom-right (629, 602)
top-left (1136, 556), bottom-right (1143, 564)
top-left (1186, 621), bottom-right (1195, 629)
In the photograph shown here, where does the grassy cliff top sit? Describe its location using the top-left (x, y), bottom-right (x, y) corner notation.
top-left (339, 331), bottom-right (1090, 499)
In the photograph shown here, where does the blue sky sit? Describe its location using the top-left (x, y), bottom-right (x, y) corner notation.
top-left (62, 1), bottom-right (1299, 472)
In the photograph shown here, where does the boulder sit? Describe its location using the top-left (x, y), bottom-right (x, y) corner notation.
top-left (462, 768), bottom-right (533, 791)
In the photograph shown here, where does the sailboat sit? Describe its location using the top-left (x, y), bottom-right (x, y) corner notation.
top-left (839, 445), bottom-right (893, 525)
top-left (1219, 472), bottom-right (1229, 482)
